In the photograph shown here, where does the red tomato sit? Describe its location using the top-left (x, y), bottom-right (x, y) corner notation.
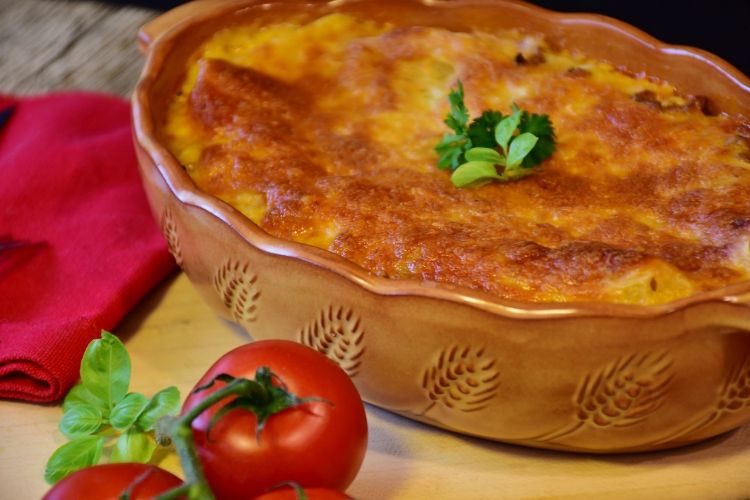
top-left (43, 463), bottom-right (182, 500)
top-left (253, 486), bottom-right (352, 499)
top-left (183, 340), bottom-right (368, 500)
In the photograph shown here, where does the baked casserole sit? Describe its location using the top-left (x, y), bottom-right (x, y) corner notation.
top-left (136, 0), bottom-right (750, 452)
top-left (163, 13), bottom-right (750, 305)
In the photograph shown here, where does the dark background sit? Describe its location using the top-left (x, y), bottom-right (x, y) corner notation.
top-left (531, 0), bottom-right (749, 76)
top-left (114, 0), bottom-right (750, 76)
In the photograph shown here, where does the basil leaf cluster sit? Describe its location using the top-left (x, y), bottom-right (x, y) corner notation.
top-left (44, 332), bottom-right (180, 484)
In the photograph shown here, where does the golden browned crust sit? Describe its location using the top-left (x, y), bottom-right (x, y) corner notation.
top-left (166, 17), bottom-right (750, 304)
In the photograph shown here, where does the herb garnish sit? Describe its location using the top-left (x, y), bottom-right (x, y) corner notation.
top-left (45, 332), bottom-right (180, 484)
top-left (434, 80), bottom-right (556, 188)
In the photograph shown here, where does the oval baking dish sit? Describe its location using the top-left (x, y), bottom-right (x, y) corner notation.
top-left (133, 0), bottom-right (750, 452)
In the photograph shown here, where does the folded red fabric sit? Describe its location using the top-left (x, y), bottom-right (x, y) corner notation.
top-left (0, 93), bottom-right (176, 403)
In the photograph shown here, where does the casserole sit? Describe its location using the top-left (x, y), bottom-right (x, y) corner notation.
top-left (163, 11), bottom-right (750, 306)
top-left (133, 0), bottom-right (750, 452)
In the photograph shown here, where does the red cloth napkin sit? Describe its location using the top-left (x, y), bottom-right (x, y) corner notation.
top-left (0, 93), bottom-right (176, 403)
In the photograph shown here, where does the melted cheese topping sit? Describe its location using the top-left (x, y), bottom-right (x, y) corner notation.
top-left (164, 13), bottom-right (750, 304)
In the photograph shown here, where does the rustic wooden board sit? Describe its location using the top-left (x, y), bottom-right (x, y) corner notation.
top-left (3, 273), bottom-right (750, 499)
top-left (0, 0), bottom-right (155, 96)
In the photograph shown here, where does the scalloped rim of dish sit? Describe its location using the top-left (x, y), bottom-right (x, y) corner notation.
top-left (133, 0), bottom-right (750, 321)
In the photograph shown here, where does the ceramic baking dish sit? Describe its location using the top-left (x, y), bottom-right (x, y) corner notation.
top-left (133, 0), bottom-right (750, 452)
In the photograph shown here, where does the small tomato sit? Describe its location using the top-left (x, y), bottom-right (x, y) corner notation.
top-left (42, 463), bottom-right (182, 500)
top-left (183, 340), bottom-right (367, 499)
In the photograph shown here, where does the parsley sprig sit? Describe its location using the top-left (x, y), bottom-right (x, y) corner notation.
top-left (434, 80), bottom-right (556, 188)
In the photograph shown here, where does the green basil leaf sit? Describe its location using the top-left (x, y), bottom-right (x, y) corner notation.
top-left (451, 161), bottom-right (501, 188)
top-left (136, 386), bottom-right (181, 431)
top-left (44, 435), bottom-right (104, 484)
top-left (111, 429), bottom-right (156, 464)
top-left (59, 404), bottom-right (103, 438)
top-left (465, 147), bottom-right (503, 164)
top-left (506, 132), bottom-right (539, 168)
top-left (63, 383), bottom-right (109, 416)
top-left (494, 105), bottom-right (522, 153)
top-left (110, 392), bottom-right (150, 431)
top-left (80, 331), bottom-right (131, 410)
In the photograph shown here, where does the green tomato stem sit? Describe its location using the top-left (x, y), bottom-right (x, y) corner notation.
top-left (155, 379), bottom-right (260, 500)
top-left (152, 482), bottom-right (193, 500)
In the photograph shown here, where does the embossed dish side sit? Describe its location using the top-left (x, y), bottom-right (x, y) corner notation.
top-left (133, 0), bottom-right (750, 452)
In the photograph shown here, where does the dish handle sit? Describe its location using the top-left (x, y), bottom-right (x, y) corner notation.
top-left (138, 0), bottom-right (244, 54)
top-left (693, 291), bottom-right (750, 333)
top-left (723, 291), bottom-right (750, 331)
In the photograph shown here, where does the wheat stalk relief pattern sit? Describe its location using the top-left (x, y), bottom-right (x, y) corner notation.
top-left (657, 354), bottom-right (750, 444)
top-left (419, 345), bottom-right (499, 415)
top-left (712, 356), bottom-right (750, 414)
top-left (298, 306), bottom-right (365, 377)
top-left (161, 208), bottom-right (183, 267)
top-left (531, 351), bottom-right (673, 443)
top-left (213, 259), bottom-right (260, 324)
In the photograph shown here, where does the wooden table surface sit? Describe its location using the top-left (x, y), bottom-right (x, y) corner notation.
top-left (3, 1), bottom-right (750, 499)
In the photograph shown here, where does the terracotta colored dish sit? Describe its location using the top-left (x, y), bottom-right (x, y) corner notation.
top-left (133, 0), bottom-right (750, 452)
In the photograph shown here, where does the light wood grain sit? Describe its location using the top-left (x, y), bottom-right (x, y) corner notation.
top-left (3, 1), bottom-right (750, 498)
top-left (4, 273), bottom-right (750, 499)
